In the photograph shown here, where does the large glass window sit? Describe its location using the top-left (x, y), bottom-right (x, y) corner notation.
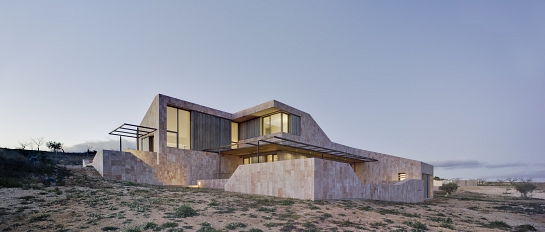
top-left (231, 122), bottom-right (238, 142)
top-left (231, 122), bottom-right (238, 148)
top-left (262, 113), bottom-right (289, 135)
top-left (243, 154), bottom-right (277, 165)
top-left (166, 106), bottom-right (191, 149)
top-left (178, 110), bottom-right (190, 149)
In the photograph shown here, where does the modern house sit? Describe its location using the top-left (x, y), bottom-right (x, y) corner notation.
top-left (92, 94), bottom-right (433, 202)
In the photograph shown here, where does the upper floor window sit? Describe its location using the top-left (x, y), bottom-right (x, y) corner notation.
top-left (262, 113), bottom-right (289, 135)
top-left (398, 173), bottom-right (406, 181)
top-left (166, 106), bottom-right (191, 149)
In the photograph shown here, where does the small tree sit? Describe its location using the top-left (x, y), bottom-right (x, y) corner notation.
top-left (439, 182), bottom-right (459, 196)
top-left (31, 137), bottom-right (45, 151)
top-left (514, 182), bottom-right (536, 199)
top-left (46, 141), bottom-right (63, 153)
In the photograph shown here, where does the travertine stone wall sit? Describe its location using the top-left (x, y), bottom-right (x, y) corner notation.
top-left (224, 158), bottom-right (426, 202)
top-left (363, 179), bottom-right (425, 203)
top-left (225, 158), bottom-right (316, 200)
top-left (279, 133), bottom-right (429, 185)
top-left (93, 150), bottom-right (104, 176)
top-left (93, 149), bottom-right (242, 186)
top-left (314, 158), bottom-right (364, 200)
top-left (139, 95), bottom-right (160, 152)
top-left (93, 150), bottom-right (162, 185)
top-left (197, 179), bottom-right (229, 189)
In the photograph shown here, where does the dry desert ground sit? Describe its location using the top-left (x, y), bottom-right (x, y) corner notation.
top-left (1, 166), bottom-right (544, 232)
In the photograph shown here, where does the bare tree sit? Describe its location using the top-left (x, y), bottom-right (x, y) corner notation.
top-left (31, 137), bottom-right (45, 151)
top-left (497, 179), bottom-right (504, 186)
top-left (17, 141), bottom-right (29, 150)
top-left (506, 177), bottom-right (518, 186)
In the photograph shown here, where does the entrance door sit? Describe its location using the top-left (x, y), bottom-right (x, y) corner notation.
top-left (422, 174), bottom-right (431, 198)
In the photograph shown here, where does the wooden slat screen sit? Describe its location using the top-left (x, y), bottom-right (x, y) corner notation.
top-left (190, 111), bottom-right (231, 151)
top-left (289, 114), bottom-right (301, 136)
top-left (239, 118), bottom-right (260, 140)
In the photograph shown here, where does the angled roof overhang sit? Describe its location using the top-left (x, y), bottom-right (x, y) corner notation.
top-left (203, 136), bottom-right (378, 163)
top-left (109, 123), bottom-right (157, 138)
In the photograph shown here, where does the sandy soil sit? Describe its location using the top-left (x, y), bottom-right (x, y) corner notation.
top-left (1, 166), bottom-right (544, 232)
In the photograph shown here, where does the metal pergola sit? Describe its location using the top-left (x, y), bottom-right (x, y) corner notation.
top-left (109, 123), bottom-right (156, 151)
top-left (203, 136), bottom-right (378, 164)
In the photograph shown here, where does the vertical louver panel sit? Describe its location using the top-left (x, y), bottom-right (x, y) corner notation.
top-left (290, 114), bottom-right (301, 136)
top-left (239, 118), bottom-right (260, 140)
top-left (191, 111), bottom-right (232, 151)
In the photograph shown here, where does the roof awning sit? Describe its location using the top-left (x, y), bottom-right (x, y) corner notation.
top-left (109, 123), bottom-right (156, 138)
top-left (203, 136), bottom-right (378, 163)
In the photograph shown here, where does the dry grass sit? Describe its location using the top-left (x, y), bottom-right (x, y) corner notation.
top-left (0, 166), bottom-right (544, 232)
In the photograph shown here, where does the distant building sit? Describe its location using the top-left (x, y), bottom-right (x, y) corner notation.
top-left (92, 94), bottom-right (433, 202)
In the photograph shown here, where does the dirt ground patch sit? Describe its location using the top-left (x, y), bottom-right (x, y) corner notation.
top-left (459, 185), bottom-right (545, 200)
top-left (1, 166), bottom-right (544, 232)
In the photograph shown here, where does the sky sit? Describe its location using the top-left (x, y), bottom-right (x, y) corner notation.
top-left (1, 1), bottom-right (544, 181)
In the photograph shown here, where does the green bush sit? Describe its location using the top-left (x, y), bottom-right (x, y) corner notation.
top-left (142, 222), bottom-right (158, 230)
top-left (514, 224), bottom-right (537, 232)
top-left (439, 183), bottom-right (458, 195)
top-left (257, 207), bottom-right (276, 212)
top-left (439, 222), bottom-right (455, 230)
top-left (484, 220), bottom-right (511, 229)
top-left (280, 199), bottom-right (294, 205)
top-left (402, 220), bottom-right (428, 231)
top-left (225, 222), bottom-right (246, 230)
top-left (162, 222), bottom-right (178, 228)
top-left (173, 205), bottom-right (198, 218)
top-left (514, 183), bottom-right (537, 199)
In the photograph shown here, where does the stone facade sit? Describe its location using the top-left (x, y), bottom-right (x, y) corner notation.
top-left (93, 149), bottom-right (241, 186)
top-left (225, 158), bottom-right (315, 200)
top-left (223, 158), bottom-right (425, 202)
top-left (93, 150), bottom-right (162, 185)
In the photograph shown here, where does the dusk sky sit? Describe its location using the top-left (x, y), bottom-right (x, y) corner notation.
top-left (1, 1), bottom-right (544, 181)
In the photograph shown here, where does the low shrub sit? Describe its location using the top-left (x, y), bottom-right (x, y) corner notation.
top-left (514, 224), bottom-right (537, 232)
top-left (483, 220), bottom-right (511, 229)
top-left (173, 205), bottom-right (198, 218)
top-left (402, 220), bottom-right (428, 231)
top-left (162, 222), bottom-right (178, 228)
top-left (225, 222), bottom-right (246, 230)
top-left (439, 183), bottom-right (458, 195)
top-left (142, 222), bottom-right (158, 230)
